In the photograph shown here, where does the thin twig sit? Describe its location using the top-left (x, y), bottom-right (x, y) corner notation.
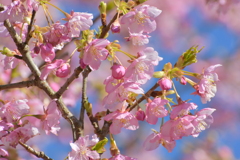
top-left (19, 141), bottom-right (53, 160)
top-left (25, 10), bottom-right (36, 44)
top-left (129, 82), bottom-right (159, 111)
top-left (79, 66), bottom-right (92, 137)
top-left (99, 12), bottom-right (119, 38)
top-left (0, 80), bottom-right (36, 90)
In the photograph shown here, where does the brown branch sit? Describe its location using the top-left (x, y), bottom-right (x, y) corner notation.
top-left (19, 141), bottom-right (53, 160)
top-left (0, 80), bottom-right (36, 90)
top-left (129, 82), bottom-right (159, 111)
top-left (55, 66), bottom-right (83, 98)
top-left (99, 12), bottom-right (119, 38)
top-left (25, 10), bottom-right (36, 44)
top-left (79, 66), bottom-right (92, 137)
top-left (4, 19), bottom-right (81, 141)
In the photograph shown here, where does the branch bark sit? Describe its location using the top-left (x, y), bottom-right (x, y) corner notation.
top-left (19, 141), bottom-right (53, 160)
top-left (0, 80), bottom-right (36, 90)
top-left (4, 19), bottom-right (81, 141)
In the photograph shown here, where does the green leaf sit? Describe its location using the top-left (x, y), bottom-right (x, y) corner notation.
top-left (91, 137), bottom-right (108, 154)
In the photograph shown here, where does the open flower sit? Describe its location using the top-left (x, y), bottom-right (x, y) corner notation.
top-left (83, 39), bottom-right (110, 70)
top-left (68, 134), bottom-right (99, 160)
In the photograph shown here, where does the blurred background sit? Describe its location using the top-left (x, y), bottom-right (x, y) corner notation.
top-left (1, 0), bottom-right (240, 159)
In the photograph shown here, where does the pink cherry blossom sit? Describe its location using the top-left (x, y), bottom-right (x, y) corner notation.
top-left (109, 154), bottom-right (137, 160)
top-left (44, 22), bottom-right (71, 49)
top-left (2, 56), bottom-right (19, 70)
top-left (135, 108), bottom-right (146, 121)
top-left (56, 63), bottom-right (71, 78)
top-left (120, 5), bottom-right (162, 33)
top-left (83, 39), bottom-right (110, 70)
top-left (193, 64), bottom-right (222, 104)
top-left (40, 59), bottom-right (64, 80)
top-left (1, 123), bottom-right (39, 148)
top-left (143, 132), bottom-right (176, 152)
top-left (0, 121), bottom-right (13, 138)
top-left (42, 101), bottom-right (61, 135)
top-left (0, 148), bottom-right (8, 157)
top-left (145, 98), bottom-right (168, 125)
top-left (158, 77), bottom-right (172, 90)
top-left (40, 43), bottom-right (55, 62)
top-left (66, 11), bottom-right (93, 37)
top-left (170, 102), bottom-right (197, 119)
top-left (111, 21), bottom-right (121, 33)
top-left (68, 134), bottom-right (99, 160)
top-left (0, 99), bottom-right (29, 123)
top-left (104, 110), bottom-right (139, 134)
top-left (26, 0), bottom-right (40, 11)
top-left (126, 30), bottom-right (150, 46)
top-left (124, 47), bottom-right (162, 84)
top-left (161, 115), bottom-right (196, 140)
top-left (0, 1), bottom-right (26, 23)
top-left (111, 63), bottom-right (126, 79)
top-left (103, 81), bottom-right (144, 111)
top-left (191, 108), bottom-right (216, 137)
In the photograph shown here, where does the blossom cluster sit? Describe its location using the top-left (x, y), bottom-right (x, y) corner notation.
top-left (0, 0), bottom-right (222, 160)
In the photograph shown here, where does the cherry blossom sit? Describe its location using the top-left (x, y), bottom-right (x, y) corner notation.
top-left (68, 134), bottom-right (99, 160)
top-left (42, 101), bottom-right (61, 135)
top-left (111, 63), bottom-right (126, 79)
top-left (191, 108), bottom-right (216, 137)
top-left (126, 30), bottom-right (150, 46)
top-left (143, 132), bottom-right (176, 152)
top-left (0, 99), bottom-right (29, 123)
top-left (193, 64), bottom-right (222, 104)
top-left (158, 77), bottom-right (172, 90)
top-left (109, 154), bottom-right (137, 160)
top-left (83, 39), bottom-right (110, 70)
top-left (124, 47), bottom-right (162, 84)
top-left (40, 43), bottom-right (56, 63)
top-left (170, 102), bottom-right (197, 119)
top-left (66, 11), bottom-right (93, 37)
top-left (120, 4), bottom-right (162, 33)
top-left (40, 59), bottom-right (64, 80)
top-left (161, 115), bottom-right (196, 140)
top-left (145, 97), bottom-right (168, 125)
top-left (104, 110), bottom-right (139, 134)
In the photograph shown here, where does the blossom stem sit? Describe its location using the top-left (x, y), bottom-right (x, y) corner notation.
top-left (172, 82), bottom-right (180, 100)
top-left (42, 1), bottom-right (70, 17)
top-left (115, 49), bottom-right (136, 59)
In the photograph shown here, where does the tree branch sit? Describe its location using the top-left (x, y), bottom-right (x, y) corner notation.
top-left (79, 66), bottom-right (91, 137)
top-left (25, 10), bottom-right (36, 44)
top-left (0, 80), bottom-right (36, 90)
top-left (129, 82), bottom-right (159, 111)
top-left (4, 19), bottom-right (81, 141)
top-left (19, 141), bottom-right (53, 160)
top-left (55, 66), bottom-right (83, 98)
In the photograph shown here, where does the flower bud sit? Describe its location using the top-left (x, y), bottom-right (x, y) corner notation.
top-left (1, 47), bottom-right (15, 57)
top-left (111, 21), bottom-right (121, 33)
top-left (158, 77), bottom-right (172, 90)
top-left (135, 108), bottom-right (146, 121)
top-left (111, 63), bottom-right (125, 79)
top-left (180, 76), bottom-right (187, 85)
top-left (33, 45), bottom-right (40, 54)
top-left (56, 63), bottom-right (70, 78)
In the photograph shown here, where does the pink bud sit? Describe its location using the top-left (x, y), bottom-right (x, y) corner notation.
top-left (135, 108), bottom-right (146, 121)
top-left (111, 21), bottom-right (121, 33)
top-left (56, 63), bottom-right (70, 78)
top-left (40, 43), bottom-right (55, 62)
top-left (158, 78), bottom-right (172, 90)
top-left (111, 64), bottom-right (125, 79)
top-left (180, 76), bottom-right (187, 85)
